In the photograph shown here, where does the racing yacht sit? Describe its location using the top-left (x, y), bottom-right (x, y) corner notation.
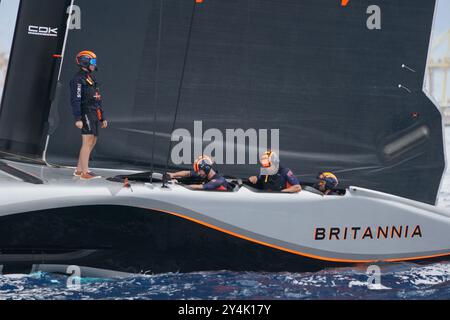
top-left (0, 0), bottom-right (447, 276)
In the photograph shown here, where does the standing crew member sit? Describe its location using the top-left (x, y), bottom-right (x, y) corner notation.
top-left (248, 151), bottom-right (301, 193)
top-left (168, 156), bottom-right (230, 191)
top-left (70, 51), bottom-right (108, 180)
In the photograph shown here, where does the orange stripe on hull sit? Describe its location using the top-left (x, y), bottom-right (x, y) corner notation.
top-left (385, 253), bottom-right (450, 263)
top-left (150, 208), bottom-right (450, 264)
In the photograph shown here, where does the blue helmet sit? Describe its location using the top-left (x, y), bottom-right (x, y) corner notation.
top-left (76, 50), bottom-right (97, 69)
top-left (317, 172), bottom-right (339, 190)
top-left (194, 156), bottom-right (214, 175)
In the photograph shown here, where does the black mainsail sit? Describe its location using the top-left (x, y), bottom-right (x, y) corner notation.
top-left (0, 0), bottom-right (444, 205)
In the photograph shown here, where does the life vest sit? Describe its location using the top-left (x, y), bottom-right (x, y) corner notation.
top-left (261, 172), bottom-right (290, 192)
top-left (76, 72), bottom-right (101, 110)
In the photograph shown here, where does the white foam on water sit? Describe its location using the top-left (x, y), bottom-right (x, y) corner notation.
top-left (395, 263), bottom-right (450, 287)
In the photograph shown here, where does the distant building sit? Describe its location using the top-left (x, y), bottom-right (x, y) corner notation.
top-left (0, 52), bottom-right (7, 89)
top-left (0, 52), bottom-right (7, 100)
top-left (426, 29), bottom-right (450, 125)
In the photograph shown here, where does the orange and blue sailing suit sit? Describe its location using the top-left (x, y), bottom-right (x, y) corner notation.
top-left (190, 171), bottom-right (229, 191)
top-left (70, 69), bottom-right (105, 136)
top-left (256, 167), bottom-right (300, 192)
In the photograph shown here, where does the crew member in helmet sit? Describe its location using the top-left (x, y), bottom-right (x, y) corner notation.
top-left (248, 151), bottom-right (301, 193)
top-left (70, 51), bottom-right (108, 180)
top-left (168, 156), bottom-right (230, 191)
top-left (314, 172), bottom-right (339, 195)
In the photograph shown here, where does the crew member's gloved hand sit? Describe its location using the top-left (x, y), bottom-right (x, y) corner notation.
top-left (248, 176), bottom-right (258, 184)
top-left (168, 172), bottom-right (178, 180)
top-left (167, 173), bottom-right (179, 183)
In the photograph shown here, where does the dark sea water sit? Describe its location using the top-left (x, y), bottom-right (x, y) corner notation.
top-left (2, 262), bottom-right (450, 300)
top-left (2, 131), bottom-right (450, 300)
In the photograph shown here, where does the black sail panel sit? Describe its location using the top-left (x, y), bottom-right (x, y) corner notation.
top-left (46, 0), bottom-right (444, 204)
top-left (0, 0), bottom-right (71, 156)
